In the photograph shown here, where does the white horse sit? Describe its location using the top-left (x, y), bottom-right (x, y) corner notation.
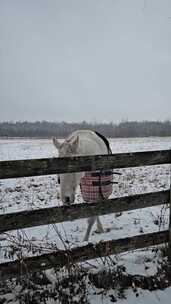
top-left (53, 130), bottom-right (111, 241)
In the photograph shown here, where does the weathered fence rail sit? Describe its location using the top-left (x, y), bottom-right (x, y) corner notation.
top-left (0, 150), bottom-right (170, 179)
top-left (0, 190), bottom-right (169, 233)
top-left (0, 230), bottom-right (169, 280)
top-left (0, 149), bottom-right (171, 280)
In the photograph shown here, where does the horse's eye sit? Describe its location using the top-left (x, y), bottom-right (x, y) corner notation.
top-left (58, 176), bottom-right (60, 184)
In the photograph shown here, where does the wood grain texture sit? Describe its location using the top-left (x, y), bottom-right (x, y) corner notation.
top-left (0, 190), bottom-right (169, 233)
top-left (0, 150), bottom-right (170, 179)
top-left (0, 230), bottom-right (168, 280)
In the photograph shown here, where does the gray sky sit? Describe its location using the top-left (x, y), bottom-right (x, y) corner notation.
top-left (0, 0), bottom-right (171, 122)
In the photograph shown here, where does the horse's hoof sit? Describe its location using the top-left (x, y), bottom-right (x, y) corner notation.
top-left (83, 237), bottom-right (89, 242)
top-left (94, 229), bottom-right (104, 234)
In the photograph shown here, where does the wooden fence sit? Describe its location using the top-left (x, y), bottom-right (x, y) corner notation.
top-left (0, 149), bottom-right (171, 280)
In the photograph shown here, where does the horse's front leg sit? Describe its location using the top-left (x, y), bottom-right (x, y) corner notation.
top-left (83, 216), bottom-right (104, 242)
top-left (96, 216), bottom-right (104, 233)
top-left (83, 216), bottom-right (96, 242)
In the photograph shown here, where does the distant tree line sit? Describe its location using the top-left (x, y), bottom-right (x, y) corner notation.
top-left (0, 120), bottom-right (171, 138)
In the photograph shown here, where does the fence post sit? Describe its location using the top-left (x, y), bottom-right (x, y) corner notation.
top-left (169, 151), bottom-right (171, 263)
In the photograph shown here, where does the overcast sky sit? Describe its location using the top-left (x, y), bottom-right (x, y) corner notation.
top-left (0, 0), bottom-right (171, 122)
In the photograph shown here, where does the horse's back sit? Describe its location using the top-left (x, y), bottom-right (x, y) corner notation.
top-left (68, 130), bottom-right (109, 155)
top-left (67, 130), bottom-right (96, 140)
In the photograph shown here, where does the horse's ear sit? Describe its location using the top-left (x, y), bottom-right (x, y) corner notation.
top-left (70, 136), bottom-right (79, 152)
top-left (52, 137), bottom-right (61, 150)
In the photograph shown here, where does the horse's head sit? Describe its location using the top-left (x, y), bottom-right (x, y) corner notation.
top-left (53, 136), bottom-right (79, 205)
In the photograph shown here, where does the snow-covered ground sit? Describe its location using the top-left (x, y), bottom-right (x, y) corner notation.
top-left (89, 287), bottom-right (171, 304)
top-left (0, 137), bottom-right (171, 303)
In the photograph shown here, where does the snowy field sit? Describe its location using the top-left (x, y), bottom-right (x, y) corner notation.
top-left (0, 137), bottom-right (171, 303)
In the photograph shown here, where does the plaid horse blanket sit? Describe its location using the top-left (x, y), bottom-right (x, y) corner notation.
top-left (80, 170), bottom-right (113, 202)
top-left (80, 132), bottom-right (113, 202)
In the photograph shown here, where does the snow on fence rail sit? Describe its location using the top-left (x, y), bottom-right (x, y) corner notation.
top-left (0, 149), bottom-right (171, 279)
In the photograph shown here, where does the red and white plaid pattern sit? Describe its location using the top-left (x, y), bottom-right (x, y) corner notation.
top-left (80, 171), bottom-right (113, 202)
